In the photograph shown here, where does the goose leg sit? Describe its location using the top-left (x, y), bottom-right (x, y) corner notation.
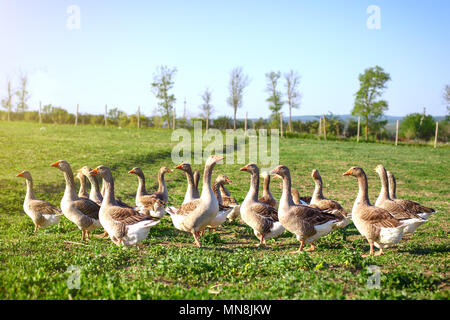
top-left (95, 231), bottom-right (109, 239)
top-left (257, 234), bottom-right (265, 247)
top-left (375, 247), bottom-right (384, 257)
top-left (34, 225), bottom-right (39, 233)
top-left (363, 241), bottom-right (375, 257)
top-left (81, 230), bottom-right (86, 241)
top-left (193, 232), bottom-right (201, 247)
top-left (86, 231), bottom-right (90, 241)
top-left (290, 240), bottom-right (304, 254)
top-left (305, 243), bottom-right (316, 252)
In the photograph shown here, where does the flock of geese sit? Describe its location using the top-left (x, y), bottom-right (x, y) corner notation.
top-left (16, 155), bottom-right (437, 256)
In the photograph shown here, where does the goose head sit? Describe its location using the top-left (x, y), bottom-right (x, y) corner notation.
top-left (343, 166), bottom-right (364, 177)
top-left (373, 164), bottom-right (385, 176)
top-left (215, 174), bottom-right (232, 186)
top-left (50, 160), bottom-right (71, 172)
top-left (270, 165), bottom-right (290, 178)
top-left (239, 163), bottom-right (259, 175)
top-left (128, 167), bottom-right (144, 177)
top-left (89, 165), bottom-right (112, 180)
top-left (160, 166), bottom-right (172, 174)
top-left (311, 169), bottom-right (320, 179)
top-left (174, 163), bottom-right (192, 173)
top-left (16, 170), bottom-right (32, 180)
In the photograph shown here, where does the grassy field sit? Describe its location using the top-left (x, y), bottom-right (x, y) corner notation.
top-left (0, 121), bottom-right (448, 300)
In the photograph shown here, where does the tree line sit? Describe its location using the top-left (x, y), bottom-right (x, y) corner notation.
top-left (1, 67), bottom-right (449, 143)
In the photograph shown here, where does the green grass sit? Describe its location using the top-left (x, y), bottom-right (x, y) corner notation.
top-left (0, 121), bottom-right (448, 300)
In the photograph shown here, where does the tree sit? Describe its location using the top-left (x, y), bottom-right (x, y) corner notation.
top-left (400, 111), bottom-right (436, 141)
top-left (151, 66), bottom-right (177, 129)
top-left (1, 78), bottom-right (13, 121)
top-left (227, 67), bottom-right (249, 130)
top-left (16, 74), bottom-right (30, 114)
top-left (199, 87), bottom-right (214, 130)
top-left (352, 66), bottom-right (391, 140)
top-left (265, 71), bottom-right (284, 123)
top-left (284, 70), bottom-right (301, 132)
top-left (443, 85), bottom-right (450, 118)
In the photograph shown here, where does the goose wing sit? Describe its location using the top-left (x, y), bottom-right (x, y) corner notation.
top-left (359, 206), bottom-right (402, 228)
top-left (73, 198), bottom-right (100, 219)
top-left (28, 200), bottom-right (62, 215)
top-left (249, 202), bottom-right (278, 221)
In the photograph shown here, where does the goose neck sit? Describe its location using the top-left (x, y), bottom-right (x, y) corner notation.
top-left (25, 177), bottom-right (36, 200)
top-left (312, 176), bottom-right (324, 201)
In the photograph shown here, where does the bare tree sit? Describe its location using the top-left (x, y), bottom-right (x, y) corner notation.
top-left (284, 70), bottom-right (301, 132)
top-left (227, 67), bottom-right (249, 130)
top-left (151, 66), bottom-right (177, 129)
top-left (199, 87), bottom-right (214, 130)
top-left (16, 73), bottom-right (30, 114)
top-left (1, 78), bottom-right (13, 121)
top-left (443, 85), bottom-right (450, 116)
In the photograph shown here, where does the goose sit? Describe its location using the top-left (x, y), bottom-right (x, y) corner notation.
top-left (89, 166), bottom-right (160, 248)
top-left (374, 164), bottom-right (425, 234)
top-left (273, 174), bottom-right (310, 205)
top-left (16, 170), bottom-right (62, 232)
top-left (309, 169), bottom-right (351, 228)
top-left (100, 178), bottom-right (134, 209)
top-left (271, 165), bottom-right (339, 253)
top-left (239, 164), bottom-right (285, 246)
top-left (258, 171), bottom-right (277, 208)
top-left (174, 163), bottom-right (200, 204)
top-left (206, 174), bottom-right (236, 232)
top-left (76, 170), bottom-right (89, 199)
top-left (78, 166), bottom-right (103, 205)
top-left (215, 174), bottom-right (240, 221)
top-left (51, 160), bottom-right (101, 241)
top-left (128, 167), bottom-right (170, 218)
top-left (165, 155), bottom-right (223, 247)
top-left (193, 170), bottom-right (200, 193)
top-left (343, 167), bottom-right (407, 256)
top-left (387, 170), bottom-right (436, 220)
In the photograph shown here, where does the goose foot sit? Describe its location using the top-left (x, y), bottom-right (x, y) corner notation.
top-left (289, 240), bottom-right (304, 254)
top-left (94, 231), bottom-right (109, 239)
top-left (305, 244), bottom-right (316, 252)
top-left (193, 232), bottom-right (201, 247)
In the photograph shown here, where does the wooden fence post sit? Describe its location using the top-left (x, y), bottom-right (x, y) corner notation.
top-left (104, 105), bottom-right (107, 126)
top-left (357, 116), bottom-right (360, 142)
top-left (75, 104), bottom-right (79, 126)
top-left (280, 112), bottom-right (283, 138)
top-left (318, 117), bottom-right (322, 139)
top-left (137, 106), bottom-right (140, 129)
top-left (244, 112), bottom-right (248, 136)
top-left (395, 120), bottom-right (399, 146)
top-left (172, 108), bottom-right (176, 130)
top-left (434, 121), bottom-right (439, 148)
top-left (323, 114), bottom-right (327, 141)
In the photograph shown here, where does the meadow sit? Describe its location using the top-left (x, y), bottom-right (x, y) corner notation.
top-left (0, 121), bottom-right (448, 300)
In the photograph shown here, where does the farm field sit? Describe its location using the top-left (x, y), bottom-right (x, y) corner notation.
top-left (0, 121), bottom-right (448, 300)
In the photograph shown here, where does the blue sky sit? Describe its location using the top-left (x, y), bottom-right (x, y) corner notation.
top-left (1, 0), bottom-right (449, 118)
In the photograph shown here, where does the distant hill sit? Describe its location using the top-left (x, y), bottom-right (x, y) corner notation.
top-left (245, 114), bottom-right (446, 123)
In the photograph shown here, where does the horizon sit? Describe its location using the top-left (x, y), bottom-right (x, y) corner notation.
top-left (1, 1), bottom-right (449, 118)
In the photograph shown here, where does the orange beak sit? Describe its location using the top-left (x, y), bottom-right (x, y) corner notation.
top-left (16, 172), bottom-right (24, 177)
top-left (175, 164), bottom-right (183, 170)
top-left (240, 165), bottom-right (249, 172)
top-left (215, 155), bottom-right (225, 162)
top-left (90, 168), bottom-right (99, 176)
top-left (166, 169), bottom-right (172, 173)
top-left (128, 169), bottom-right (136, 174)
top-left (50, 161), bottom-right (60, 168)
top-left (343, 169), bottom-right (353, 176)
top-left (225, 177), bottom-right (232, 183)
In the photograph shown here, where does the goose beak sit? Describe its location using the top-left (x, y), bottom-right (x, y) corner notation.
top-left (167, 169), bottom-right (172, 173)
top-left (239, 165), bottom-right (249, 172)
top-left (16, 172), bottom-right (23, 177)
top-left (215, 155), bottom-right (224, 162)
top-left (50, 161), bottom-right (60, 168)
top-left (225, 177), bottom-right (232, 183)
top-left (128, 169), bottom-right (136, 174)
top-left (174, 164), bottom-right (183, 170)
top-left (343, 169), bottom-right (353, 176)
top-left (90, 168), bottom-right (99, 176)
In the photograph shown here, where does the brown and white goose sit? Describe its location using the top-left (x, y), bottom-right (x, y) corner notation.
top-left (16, 171), bottom-right (62, 232)
top-left (374, 164), bottom-right (425, 234)
top-left (343, 166), bottom-right (406, 256)
top-left (193, 170), bottom-right (200, 193)
top-left (165, 155), bottom-right (223, 247)
top-left (79, 166), bottom-right (103, 205)
top-left (258, 171), bottom-right (277, 208)
top-left (239, 164), bottom-right (285, 246)
top-left (90, 166), bottom-right (160, 248)
top-left (309, 169), bottom-right (350, 228)
top-left (206, 174), bottom-right (236, 232)
top-left (128, 167), bottom-right (170, 218)
top-left (215, 174), bottom-right (240, 221)
top-left (387, 170), bottom-right (436, 220)
top-left (51, 160), bottom-right (101, 241)
top-left (271, 165), bottom-right (339, 253)
top-left (76, 170), bottom-right (89, 199)
top-left (174, 163), bottom-right (200, 204)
